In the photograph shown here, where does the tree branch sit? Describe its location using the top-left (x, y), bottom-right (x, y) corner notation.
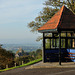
top-left (67, 0), bottom-right (73, 9)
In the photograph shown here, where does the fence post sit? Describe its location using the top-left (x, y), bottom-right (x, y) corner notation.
top-left (6, 65), bottom-right (8, 69)
top-left (22, 61), bottom-right (24, 65)
top-left (14, 63), bottom-right (16, 67)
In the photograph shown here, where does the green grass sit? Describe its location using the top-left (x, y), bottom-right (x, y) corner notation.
top-left (0, 58), bottom-right (42, 72)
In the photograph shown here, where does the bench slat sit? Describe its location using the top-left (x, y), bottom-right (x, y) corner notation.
top-left (69, 52), bottom-right (75, 54)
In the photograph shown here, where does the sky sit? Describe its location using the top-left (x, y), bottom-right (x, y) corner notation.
top-left (0, 0), bottom-right (46, 44)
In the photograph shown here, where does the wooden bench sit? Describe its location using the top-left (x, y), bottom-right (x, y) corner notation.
top-left (68, 55), bottom-right (75, 57)
top-left (68, 52), bottom-right (75, 54)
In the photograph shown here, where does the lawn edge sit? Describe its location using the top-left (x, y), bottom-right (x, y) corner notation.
top-left (0, 58), bottom-right (42, 72)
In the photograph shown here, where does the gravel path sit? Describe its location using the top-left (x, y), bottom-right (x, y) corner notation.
top-left (0, 67), bottom-right (75, 75)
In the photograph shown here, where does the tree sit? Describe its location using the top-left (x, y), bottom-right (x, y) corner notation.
top-left (28, 0), bottom-right (75, 32)
top-left (45, 0), bottom-right (75, 13)
top-left (14, 56), bottom-right (34, 66)
top-left (28, 7), bottom-right (59, 32)
top-left (35, 49), bottom-right (42, 59)
top-left (0, 46), bottom-right (14, 69)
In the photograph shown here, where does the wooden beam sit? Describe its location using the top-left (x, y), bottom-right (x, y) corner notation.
top-left (50, 39), bottom-right (51, 49)
top-left (55, 39), bottom-right (56, 49)
top-left (71, 33), bottom-right (73, 48)
top-left (59, 33), bottom-right (61, 65)
top-left (52, 33), bottom-right (54, 47)
top-left (45, 37), bottom-right (75, 39)
top-left (43, 33), bottom-right (45, 63)
top-left (65, 32), bottom-right (68, 48)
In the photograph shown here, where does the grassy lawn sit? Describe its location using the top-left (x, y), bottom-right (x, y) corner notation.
top-left (0, 58), bottom-right (42, 72)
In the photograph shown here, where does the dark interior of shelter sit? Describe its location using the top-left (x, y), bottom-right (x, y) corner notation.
top-left (44, 32), bottom-right (75, 62)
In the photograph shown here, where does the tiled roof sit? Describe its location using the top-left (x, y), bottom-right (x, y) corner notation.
top-left (38, 6), bottom-right (75, 32)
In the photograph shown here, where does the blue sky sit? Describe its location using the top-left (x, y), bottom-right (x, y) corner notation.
top-left (0, 0), bottom-right (46, 44)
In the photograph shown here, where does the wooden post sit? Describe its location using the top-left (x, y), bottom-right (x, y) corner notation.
top-left (50, 39), bottom-right (51, 49)
top-left (43, 33), bottom-right (45, 63)
top-left (71, 33), bottom-right (73, 48)
top-left (65, 32), bottom-right (67, 49)
top-left (52, 33), bottom-right (54, 47)
top-left (22, 61), bottom-right (24, 65)
top-left (6, 65), bottom-right (8, 69)
top-left (59, 33), bottom-right (61, 65)
top-left (55, 39), bottom-right (56, 49)
top-left (71, 33), bottom-right (74, 48)
top-left (73, 39), bottom-right (74, 48)
top-left (14, 63), bottom-right (16, 67)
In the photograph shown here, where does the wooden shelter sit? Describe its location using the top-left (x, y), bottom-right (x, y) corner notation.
top-left (38, 6), bottom-right (75, 65)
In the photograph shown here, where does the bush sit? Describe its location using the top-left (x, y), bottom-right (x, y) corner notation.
top-left (14, 56), bottom-right (34, 66)
top-left (0, 47), bottom-right (14, 69)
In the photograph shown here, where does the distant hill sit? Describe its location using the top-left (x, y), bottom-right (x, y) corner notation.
top-left (2, 44), bottom-right (41, 53)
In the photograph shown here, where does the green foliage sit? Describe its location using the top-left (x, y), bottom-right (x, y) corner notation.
top-left (29, 51), bottom-right (36, 58)
top-left (28, 7), bottom-right (59, 32)
top-left (45, 39), bottom-right (50, 49)
top-left (0, 47), bottom-right (14, 69)
top-left (45, 0), bottom-right (75, 13)
top-left (35, 49), bottom-right (42, 59)
top-left (45, 33), bottom-right (72, 49)
top-left (29, 49), bottom-right (42, 59)
top-left (0, 44), bottom-right (42, 70)
top-left (14, 56), bottom-right (34, 66)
